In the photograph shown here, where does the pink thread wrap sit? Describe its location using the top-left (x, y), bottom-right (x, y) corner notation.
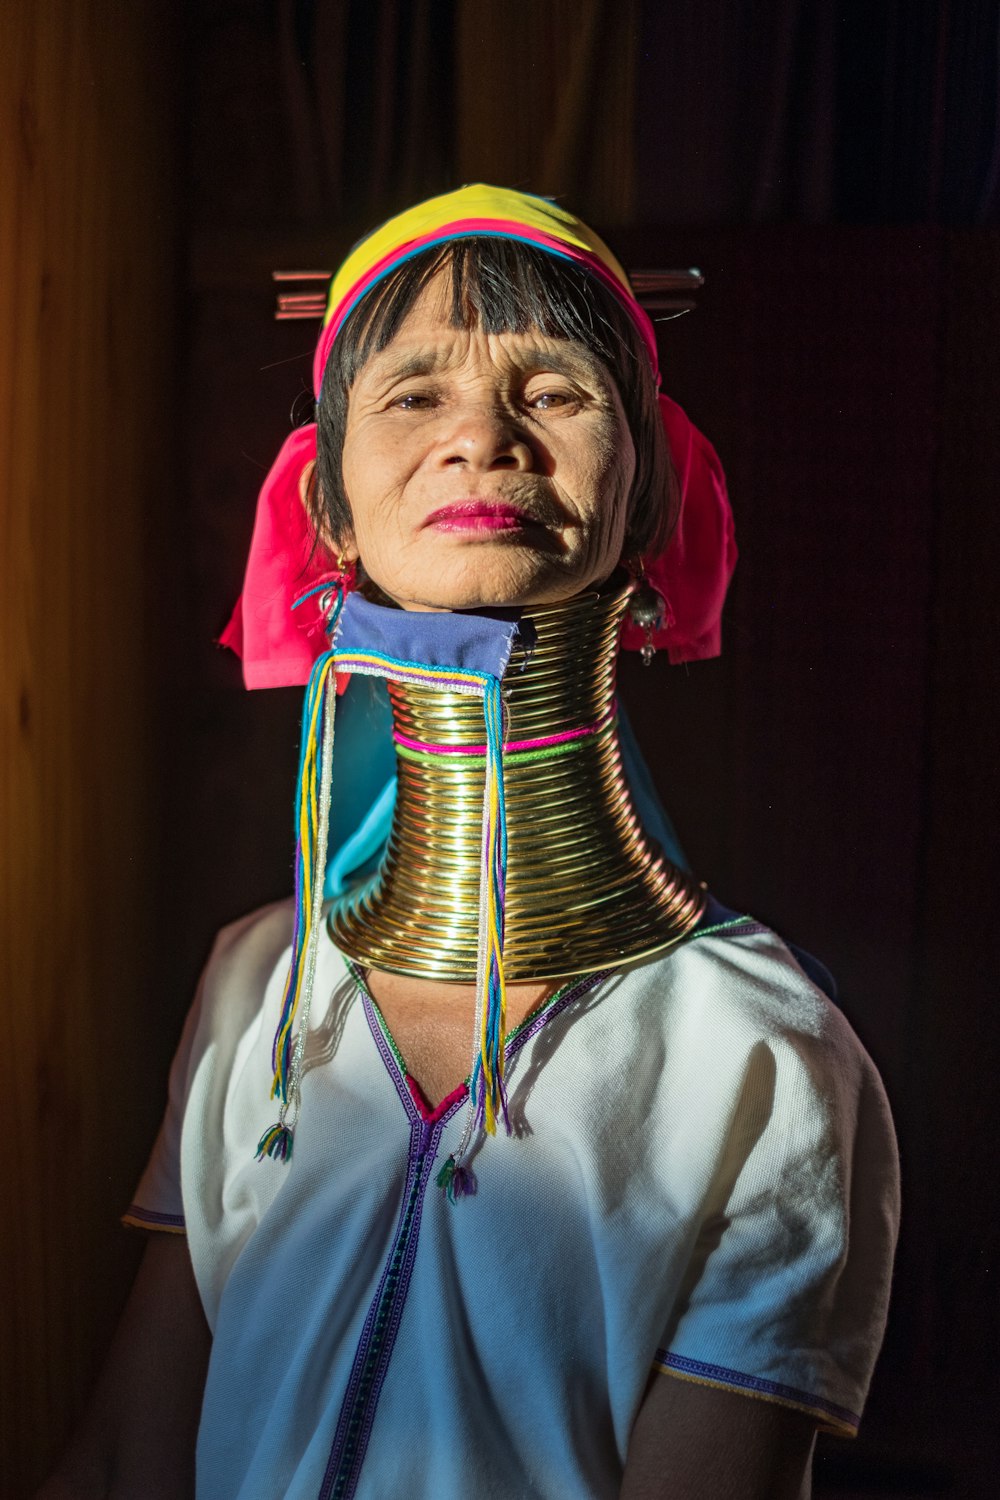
top-left (393, 709), bottom-right (614, 756)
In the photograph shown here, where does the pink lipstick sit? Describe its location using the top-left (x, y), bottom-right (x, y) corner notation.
top-left (424, 501), bottom-right (536, 534)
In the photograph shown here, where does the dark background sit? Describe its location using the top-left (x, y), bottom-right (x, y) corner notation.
top-left (3, 2), bottom-right (998, 1495)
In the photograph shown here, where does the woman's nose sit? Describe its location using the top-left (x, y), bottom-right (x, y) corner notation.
top-left (435, 401), bottom-right (534, 471)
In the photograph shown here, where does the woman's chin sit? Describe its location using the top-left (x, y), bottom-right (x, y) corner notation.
top-left (383, 574), bottom-right (593, 613)
top-left (367, 550), bottom-right (613, 614)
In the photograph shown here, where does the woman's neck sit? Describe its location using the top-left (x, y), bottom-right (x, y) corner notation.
top-left (330, 580), bottom-right (705, 980)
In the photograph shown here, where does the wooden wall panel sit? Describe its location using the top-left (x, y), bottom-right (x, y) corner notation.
top-left (0, 4), bottom-right (180, 1492)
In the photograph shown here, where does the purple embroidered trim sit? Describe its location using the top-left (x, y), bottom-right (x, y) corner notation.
top-left (360, 986), bottom-right (468, 1122)
top-left (504, 969), bottom-right (614, 1063)
top-left (360, 990), bottom-right (416, 1116)
top-left (655, 1350), bottom-right (860, 1431)
top-left (123, 1203), bottom-right (185, 1229)
top-left (320, 966), bottom-right (614, 1497)
top-left (318, 1080), bottom-right (465, 1500)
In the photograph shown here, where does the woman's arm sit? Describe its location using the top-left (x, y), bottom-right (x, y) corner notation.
top-left (35, 1234), bottom-right (211, 1500)
top-left (620, 1373), bottom-right (816, 1500)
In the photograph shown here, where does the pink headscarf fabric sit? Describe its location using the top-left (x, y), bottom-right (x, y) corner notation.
top-left (621, 395), bottom-right (737, 663)
top-left (221, 186), bottom-right (736, 684)
top-left (220, 426), bottom-right (342, 689)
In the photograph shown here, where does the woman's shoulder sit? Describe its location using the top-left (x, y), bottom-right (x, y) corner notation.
top-left (625, 894), bottom-right (876, 1083)
top-left (206, 895), bottom-right (295, 972)
top-left (615, 895), bottom-right (899, 1208)
top-left (189, 897), bottom-right (297, 1042)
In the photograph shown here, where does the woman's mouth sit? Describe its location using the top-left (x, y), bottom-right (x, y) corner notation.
top-left (424, 501), bottom-right (538, 534)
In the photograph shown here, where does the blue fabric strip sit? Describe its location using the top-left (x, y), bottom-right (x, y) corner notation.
top-left (317, 1026), bottom-right (461, 1500)
top-left (334, 593), bottom-right (523, 680)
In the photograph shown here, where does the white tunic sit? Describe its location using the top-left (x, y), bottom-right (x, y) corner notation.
top-left (129, 899), bottom-right (899, 1500)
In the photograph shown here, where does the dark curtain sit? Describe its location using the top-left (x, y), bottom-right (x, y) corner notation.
top-left (636, 0), bottom-right (1000, 224)
top-left (191, 0), bottom-right (1000, 233)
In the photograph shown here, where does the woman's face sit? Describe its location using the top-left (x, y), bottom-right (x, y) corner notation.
top-left (337, 267), bottom-right (636, 612)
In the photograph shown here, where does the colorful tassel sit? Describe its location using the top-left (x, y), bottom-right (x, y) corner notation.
top-left (435, 1154), bottom-right (477, 1202)
top-left (291, 639), bottom-right (513, 1190)
top-left (331, 652), bottom-right (512, 1148)
top-left (472, 676), bottom-right (509, 1137)
top-left (256, 1122), bottom-right (294, 1162)
top-left (256, 586), bottom-right (344, 1163)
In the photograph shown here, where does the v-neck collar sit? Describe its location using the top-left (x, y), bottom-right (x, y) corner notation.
top-left (345, 960), bottom-right (615, 1128)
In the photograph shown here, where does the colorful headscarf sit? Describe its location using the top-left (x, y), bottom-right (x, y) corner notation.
top-left (221, 184), bottom-right (736, 683)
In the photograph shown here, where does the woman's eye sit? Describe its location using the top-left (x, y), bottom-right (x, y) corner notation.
top-left (391, 391), bottom-right (435, 410)
top-left (528, 390), bottom-right (574, 411)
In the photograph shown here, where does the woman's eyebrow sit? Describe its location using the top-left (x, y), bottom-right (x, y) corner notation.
top-left (515, 344), bottom-right (604, 382)
top-left (369, 342), bottom-right (606, 387)
top-left (371, 350), bottom-right (447, 384)
top-left (364, 345), bottom-right (465, 388)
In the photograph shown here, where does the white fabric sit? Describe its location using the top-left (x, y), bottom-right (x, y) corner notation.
top-left (131, 900), bottom-right (899, 1500)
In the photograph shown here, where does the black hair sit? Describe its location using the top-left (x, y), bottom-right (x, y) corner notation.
top-left (314, 238), bottom-right (676, 562)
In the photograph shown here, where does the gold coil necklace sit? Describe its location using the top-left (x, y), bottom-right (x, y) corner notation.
top-left (330, 578), bottom-right (705, 980)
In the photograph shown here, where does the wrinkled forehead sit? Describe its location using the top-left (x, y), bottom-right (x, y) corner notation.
top-left (326, 241), bottom-right (637, 405)
top-left (358, 261), bottom-right (611, 366)
top-left (351, 265), bottom-right (615, 388)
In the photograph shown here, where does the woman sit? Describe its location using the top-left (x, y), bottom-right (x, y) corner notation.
top-left (40, 187), bottom-right (898, 1500)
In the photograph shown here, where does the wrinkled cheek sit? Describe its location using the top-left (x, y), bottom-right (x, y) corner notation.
top-left (353, 504), bottom-right (420, 588)
top-left (587, 460), bottom-right (632, 560)
top-left (347, 488), bottom-right (402, 550)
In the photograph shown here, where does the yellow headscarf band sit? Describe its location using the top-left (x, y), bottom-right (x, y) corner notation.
top-left (311, 183), bottom-right (660, 395)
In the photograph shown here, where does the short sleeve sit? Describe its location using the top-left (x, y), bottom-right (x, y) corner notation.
top-left (122, 962), bottom-right (211, 1235)
top-left (654, 1003), bottom-right (900, 1437)
top-left (122, 899), bottom-right (295, 1242)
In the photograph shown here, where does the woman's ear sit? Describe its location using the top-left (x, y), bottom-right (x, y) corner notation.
top-left (298, 460), bottom-right (359, 563)
top-left (297, 459), bottom-right (323, 531)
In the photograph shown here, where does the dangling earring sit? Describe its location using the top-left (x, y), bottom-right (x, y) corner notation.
top-left (321, 552), bottom-right (356, 632)
top-left (291, 551), bottom-right (357, 637)
top-left (627, 563), bottom-right (667, 665)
